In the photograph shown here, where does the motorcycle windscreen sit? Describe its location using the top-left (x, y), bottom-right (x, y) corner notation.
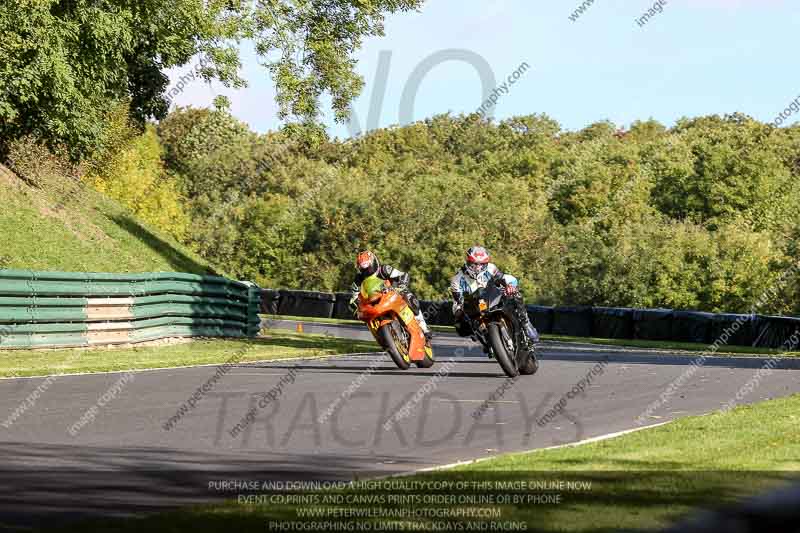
top-left (463, 287), bottom-right (487, 317)
top-left (483, 284), bottom-right (504, 309)
top-left (360, 274), bottom-right (384, 301)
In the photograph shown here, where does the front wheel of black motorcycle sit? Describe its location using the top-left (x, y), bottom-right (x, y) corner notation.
top-left (488, 321), bottom-right (519, 378)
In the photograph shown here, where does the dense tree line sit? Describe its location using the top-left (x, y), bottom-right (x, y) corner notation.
top-left (140, 108), bottom-right (800, 315)
top-left (7, 3), bottom-right (796, 315)
top-left (0, 0), bottom-right (423, 160)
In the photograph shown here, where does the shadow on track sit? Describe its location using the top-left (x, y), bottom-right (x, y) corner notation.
top-left (0, 441), bottom-right (426, 529)
top-left (234, 362), bottom-right (508, 379)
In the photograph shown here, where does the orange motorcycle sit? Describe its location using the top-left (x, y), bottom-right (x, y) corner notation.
top-left (356, 275), bottom-right (434, 370)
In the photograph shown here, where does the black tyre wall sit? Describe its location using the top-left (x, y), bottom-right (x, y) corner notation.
top-left (591, 307), bottom-right (634, 339)
top-left (332, 292), bottom-right (355, 320)
top-left (633, 308), bottom-right (673, 341)
top-left (420, 300), bottom-right (455, 326)
top-left (552, 306), bottom-right (593, 337)
top-left (260, 289), bottom-right (281, 315)
top-left (711, 313), bottom-right (760, 347)
top-left (753, 315), bottom-right (800, 349)
top-left (277, 290), bottom-right (335, 318)
top-left (671, 311), bottom-right (714, 344)
top-left (526, 305), bottom-right (554, 334)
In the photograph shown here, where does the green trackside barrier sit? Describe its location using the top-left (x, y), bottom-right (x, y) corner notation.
top-left (1, 333), bottom-right (90, 349)
top-left (0, 279), bottom-right (35, 296)
top-left (0, 296), bottom-right (90, 307)
top-left (125, 316), bottom-right (251, 330)
top-left (22, 280), bottom-right (250, 299)
top-left (131, 303), bottom-right (249, 321)
top-left (246, 285), bottom-right (262, 336)
top-left (129, 325), bottom-right (247, 343)
top-left (0, 322), bottom-right (88, 334)
top-left (132, 294), bottom-right (248, 308)
top-left (0, 307), bottom-right (86, 324)
top-left (0, 270), bottom-right (261, 349)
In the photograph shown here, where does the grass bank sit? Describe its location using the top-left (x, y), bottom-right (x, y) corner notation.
top-left (0, 163), bottom-right (210, 274)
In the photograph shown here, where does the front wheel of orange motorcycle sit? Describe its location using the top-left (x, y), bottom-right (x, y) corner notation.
top-left (378, 321), bottom-right (411, 370)
top-left (416, 340), bottom-right (435, 368)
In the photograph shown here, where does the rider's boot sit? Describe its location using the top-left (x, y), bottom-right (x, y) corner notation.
top-left (523, 322), bottom-right (539, 349)
top-left (483, 343), bottom-right (494, 358)
top-left (516, 301), bottom-right (539, 350)
top-left (416, 311), bottom-right (433, 342)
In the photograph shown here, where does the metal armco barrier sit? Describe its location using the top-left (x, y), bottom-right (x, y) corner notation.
top-left (0, 270), bottom-right (261, 349)
top-left (264, 289), bottom-right (800, 349)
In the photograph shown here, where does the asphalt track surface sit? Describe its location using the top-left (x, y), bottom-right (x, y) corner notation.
top-left (2, 320), bottom-right (800, 529)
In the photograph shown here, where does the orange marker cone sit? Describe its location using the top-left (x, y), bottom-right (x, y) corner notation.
top-left (296, 323), bottom-right (304, 333)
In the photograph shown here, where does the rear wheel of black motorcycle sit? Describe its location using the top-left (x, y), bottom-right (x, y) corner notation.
top-left (488, 321), bottom-right (519, 378)
top-left (378, 322), bottom-right (411, 370)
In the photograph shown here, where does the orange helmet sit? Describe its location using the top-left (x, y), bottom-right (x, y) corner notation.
top-left (356, 250), bottom-right (380, 276)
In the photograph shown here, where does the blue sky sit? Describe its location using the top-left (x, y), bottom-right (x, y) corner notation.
top-left (166, 0), bottom-right (798, 138)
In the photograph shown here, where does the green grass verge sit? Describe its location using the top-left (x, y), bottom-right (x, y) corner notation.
top-left (51, 394), bottom-right (800, 532)
top-left (265, 315), bottom-right (800, 356)
top-left (0, 330), bottom-right (376, 377)
top-left (0, 165), bottom-right (212, 274)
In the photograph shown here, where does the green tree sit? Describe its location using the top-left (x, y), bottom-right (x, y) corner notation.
top-left (154, 107), bottom-right (798, 315)
top-left (0, 0), bottom-right (424, 160)
top-left (89, 123), bottom-right (190, 241)
top-left (0, 0), bottom-right (245, 159)
top-left (253, 0), bottom-right (423, 124)
top-left (663, 114), bottom-right (791, 227)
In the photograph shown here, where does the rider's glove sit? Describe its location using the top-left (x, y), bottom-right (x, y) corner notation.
top-left (504, 284), bottom-right (518, 296)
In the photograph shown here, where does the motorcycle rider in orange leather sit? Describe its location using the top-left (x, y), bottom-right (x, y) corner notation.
top-left (350, 251), bottom-right (432, 341)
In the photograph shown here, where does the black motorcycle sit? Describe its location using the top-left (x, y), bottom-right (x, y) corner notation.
top-left (462, 282), bottom-right (539, 378)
